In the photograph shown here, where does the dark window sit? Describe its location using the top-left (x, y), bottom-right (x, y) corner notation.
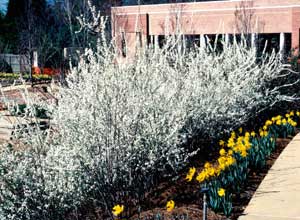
top-left (184, 35), bottom-right (200, 48)
top-left (257, 33), bottom-right (280, 54)
top-left (158, 35), bottom-right (166, 48)
top-left (136, 32), bottom-right (142, 48)
top-left (206, 34), bottom-right (223, 52)
top-left (121, 32), bottom-right (126, 57)
top-left (284, 33), bottom-right (292, 58)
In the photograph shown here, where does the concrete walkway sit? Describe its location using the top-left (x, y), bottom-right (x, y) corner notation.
top-left (0, 84), bottom-right (32, 92)
top-left (0, 112), bottom-right (20, 140)
top-left (239, 134), bottom-right (300, 220)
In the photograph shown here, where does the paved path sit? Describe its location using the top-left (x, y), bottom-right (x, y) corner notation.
top-left (0, 84), bottom-right (32, 92)
top-left (239, 134), bottom-right (300, 220)
top-left (0, 113), bottom-right (14, 140)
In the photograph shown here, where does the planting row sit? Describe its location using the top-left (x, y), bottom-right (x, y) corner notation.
top-left (111, 110), bottom-right (299, 219)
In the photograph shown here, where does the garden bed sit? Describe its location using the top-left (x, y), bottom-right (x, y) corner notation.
top-left (129, 136), bottom-right (293, 220)
top-left (0, 73), bottom-right (53, 87)
top-left (70, 126), bottom-right (295, 220)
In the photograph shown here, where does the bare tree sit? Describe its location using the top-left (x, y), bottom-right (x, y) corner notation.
top-left (234, 0), bottom-right (255, 35)
top-left (234, 0), bottom-right (265, 49)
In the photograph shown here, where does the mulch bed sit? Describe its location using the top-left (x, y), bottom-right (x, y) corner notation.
top-left (130, 136), bottom-right (293, 220)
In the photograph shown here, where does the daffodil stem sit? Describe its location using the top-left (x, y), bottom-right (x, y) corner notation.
top-left (203, 193), bottom-right (207, 220)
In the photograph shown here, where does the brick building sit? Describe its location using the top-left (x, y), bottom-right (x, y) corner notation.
top-left (111, 0), bottom-right (300, 58)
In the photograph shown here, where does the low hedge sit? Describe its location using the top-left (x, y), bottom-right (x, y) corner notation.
top-left (0, 72), bottom-right (52, 81)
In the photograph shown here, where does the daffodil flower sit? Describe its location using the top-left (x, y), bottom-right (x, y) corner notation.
top-left (185, 167), bottom-right (196, 182)
top-left (219, 148), bottom-right (226, 156)
top-left (218, 188), bottom-right (225, 197)
top-left (219, 140), bottom-right (225, 147)
top-left (238, 127), bottom-right (243, 134)
top-left (112, 204), bottom-right (124, 216)
top-left (166, 200), bottom-right (175, 212)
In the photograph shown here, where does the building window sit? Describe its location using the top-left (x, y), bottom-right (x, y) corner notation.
top-left (158, 35), bottom-right (166, 48)
top-left (206, 34), bottom-right (223, 52)
top-left (284, 33), bottom-right (292, 57)
top-left (136, 31), bottom-right (142, 48)
top-left (121, 32), bottom-right (126, 57)
top-left (184, 35), bottom-right (200, 48)
top-left (257, 34), bottom-right (280, 54)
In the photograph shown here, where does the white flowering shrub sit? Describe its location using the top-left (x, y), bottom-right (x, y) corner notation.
top-left (0, 8), bottom-right (299, 219)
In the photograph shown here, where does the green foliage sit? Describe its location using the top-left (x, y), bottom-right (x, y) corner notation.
top-left (205, 112), bottom-right (299, 217)
top-left (0, 72), bottom-right (52, 81)
top-left (9, 104), bottom-right (49, 119)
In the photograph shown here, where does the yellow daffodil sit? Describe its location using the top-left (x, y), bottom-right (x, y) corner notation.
top-left (166, 200), bottom-right (175, 212)
top-left (112, 205), bottom-right (124, 216)
top-left (204, 162), bottom-right (211, 169)
top-left (276, 115), bottom-right (282, 120)
top-left (231, 131), bottom-right (236, 139)
top-left (227, 138), bottom-right (235, 148)
top-left (219, 148), bottom-right (226, 156)
top-left (225, 156), bottom-right (236, 166)
top-left (207, 167), bottom-right (215, 177)
top-left (228, 149), bottom-right (233, 156)
top-left (263, 125), bottom-right (268, 131)
top-left (219, 140), bottom-right (225, 147)
top-left (244, 142), bottom-right (251, 150)
top-left (238, 127), bottom-right (243, 134)
top-left (219, 163), bottom-right (226, 171)
top-left (265, 120), bottom-right (272, 126)
top-left (185, 167), bottom-right (196, 182)
top-left (218, 156), bottom-right (226, 165)
top-left (237, 136), bottom-right (243, 143)
top-left (276, 120), bottom-right (282, 125)
top-left (259, 130), bottom-right (264, 137)
top-left (251, 131), bottom-right (256, 137)
top-left (196, 171), bottom-right (206, 183)
top-left (218, 188), bottom-right (225, 197)
top-left (290, 111), bottom-right (295, 116)
top-left (215, 167), bottom-right (221, 176)
top-left (240, 150), bottom-right (248, 158)
top-left (282, 119), bottom-right (287, 125)
top-left (296, 111), bottom-right (300, 116)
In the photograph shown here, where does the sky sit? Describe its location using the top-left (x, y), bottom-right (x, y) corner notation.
top-left (0, 0), bottom-right (8, 13)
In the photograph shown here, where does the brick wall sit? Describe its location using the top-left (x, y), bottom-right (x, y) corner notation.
top-left (111, 0), bottom-right (300, 55)
top-left (292, 7), bottom-right (300, 53)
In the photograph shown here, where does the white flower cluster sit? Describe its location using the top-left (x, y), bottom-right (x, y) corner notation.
top-left (0, 14), bottom-right (299, 220)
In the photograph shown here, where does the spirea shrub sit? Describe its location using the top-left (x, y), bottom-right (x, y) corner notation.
top-left (0, 10), bottom-right (299, 219)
